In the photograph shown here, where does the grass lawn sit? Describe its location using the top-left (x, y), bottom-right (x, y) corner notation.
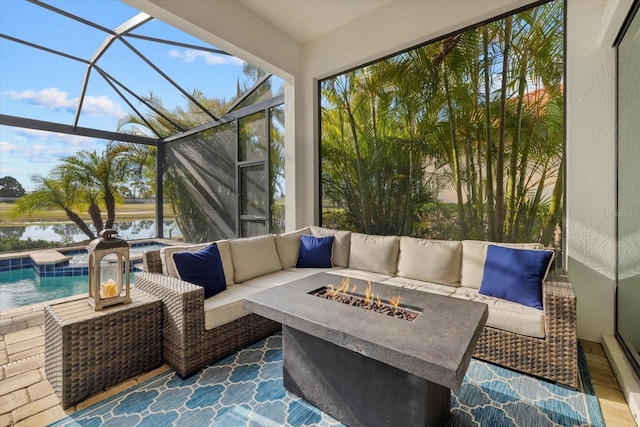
top-left (0, 202), bottom-right (174, 226)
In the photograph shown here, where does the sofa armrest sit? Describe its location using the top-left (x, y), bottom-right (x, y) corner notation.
top-left (475, 269), bottom-right (579, 388)
top-left (143, 250), bottom-right (164, 274)
top-left (542, 270), bottom-right (577, 346)
top-left (134, 272), bottom-right (206, 374)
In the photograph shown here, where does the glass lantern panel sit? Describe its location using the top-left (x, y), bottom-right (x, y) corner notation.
top-left (100, 257), bottom-right (121, 298)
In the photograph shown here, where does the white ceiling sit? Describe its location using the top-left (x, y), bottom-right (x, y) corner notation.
top-left (238, 0), bottom-right (394, 44)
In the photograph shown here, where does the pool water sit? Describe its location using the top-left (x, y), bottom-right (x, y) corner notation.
top-left (0, 269), bottom-right (142, 312)
top-left (0, 268), bottom-right (90, 312)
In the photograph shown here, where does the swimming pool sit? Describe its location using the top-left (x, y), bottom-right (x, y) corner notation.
top-left (0, 268), bottom-right (91, 312)
top-left (0, 242), bottom-right (167, 311)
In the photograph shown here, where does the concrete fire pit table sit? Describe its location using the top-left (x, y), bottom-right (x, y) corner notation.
top-left (244, 272), bottom-right (488, 427)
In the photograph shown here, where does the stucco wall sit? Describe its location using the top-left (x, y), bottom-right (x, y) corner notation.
top-left (565, 0), bottom-right (620, 342)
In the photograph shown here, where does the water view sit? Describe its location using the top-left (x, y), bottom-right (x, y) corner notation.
top-left (0, 220), bottom-right (182, 244)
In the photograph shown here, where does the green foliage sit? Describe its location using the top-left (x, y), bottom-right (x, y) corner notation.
top-left (321, 208), bottom-right (355, 231)
top-left (320, 0), bottom-right (564, 245)
top-left (0, 176), bottom-right (26, 198)
top-left (0, 238), bottom-right (57, 252)
top-left (413, 202), bottom-right (464, 241)
top-left (10, 144), bottom-right (145, 240)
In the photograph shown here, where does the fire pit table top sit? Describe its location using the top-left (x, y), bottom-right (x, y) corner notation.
top-left (244, 272), bottom-right (488, 389)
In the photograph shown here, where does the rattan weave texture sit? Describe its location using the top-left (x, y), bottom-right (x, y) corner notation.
top-left (473, 271), bottom-right (578, 389)
top-left (140, 250), bottom-right (578, 389)
top-left (44, 289), bottom-right (163, 408)
top-left (137, 250), bottom-right (280, 378)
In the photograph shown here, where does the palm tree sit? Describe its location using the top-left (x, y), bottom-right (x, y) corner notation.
top-left (319, 0), bottom-right (564, 244)
top-left (10, 175), bottom-right (97, 240)
top-left (57, 146), bottom-right (132, 230)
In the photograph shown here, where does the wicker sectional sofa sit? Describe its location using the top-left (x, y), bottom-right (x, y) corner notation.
top-left (135, 225), bottom-right (578, 389)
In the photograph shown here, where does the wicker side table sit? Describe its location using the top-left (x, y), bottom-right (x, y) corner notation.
top-left (44, 288), bottom-right (162, 408)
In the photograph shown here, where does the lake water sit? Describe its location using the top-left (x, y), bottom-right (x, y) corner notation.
top-left (0, 220), bottom-right (183, 244)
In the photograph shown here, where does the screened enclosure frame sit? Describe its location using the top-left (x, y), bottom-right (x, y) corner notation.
top-left (0, 0), bottom-right (284, 239)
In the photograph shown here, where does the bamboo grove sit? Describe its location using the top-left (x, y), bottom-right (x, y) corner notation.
top-left (320, 0), bottom-right (563, 246)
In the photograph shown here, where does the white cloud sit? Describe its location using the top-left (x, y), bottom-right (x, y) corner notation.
top-left (80, 94), bottom-right (127, 118)
top-left (12, 128), bottom-right (96, 147)
top-left (0, 140), bottom-right (17, 153)
top-left (0, 139), bottom-right (64, 164)
top-left (168, 49), bottom-right (244, 66)
top-left (2, 87), bottom-right (127, 119)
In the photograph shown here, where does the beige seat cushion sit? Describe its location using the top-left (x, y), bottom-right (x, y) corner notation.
top-left (309, 226), bottom-right (351, 267)
top-left (381, 277), bottom-right (457, 297)
top-left (396, 237), bottom-right (462, 286)
top-left (349, 233), bottom-right (399, 275)
top-left (451, 286), bottom-right (545, 338)
top-left (203, 284), bottom-right (262, 330)
top-left (326, 268), bottom-right (393, 284)
top-left (160, 241), bottom-right (234, 286)
top-left (230, 235), bottom-right (283, 283)
top-left (242, 267), bottom-right (343, 289)
top-left (461, 240), bottom-right (545, 289)
top-left (274, 227), bottom-right (310, 268)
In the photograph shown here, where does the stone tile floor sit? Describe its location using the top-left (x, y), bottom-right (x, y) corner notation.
top-left (0, 298), bottom-right (636, 427)
top-left (0, 297), bottom-right (170, 427)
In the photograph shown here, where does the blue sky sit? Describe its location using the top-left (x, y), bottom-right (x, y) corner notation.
top-left (0, 0), bottom-right (251, 191)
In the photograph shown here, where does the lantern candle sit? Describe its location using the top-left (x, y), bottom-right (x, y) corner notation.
top-left (101, 279), bottom-right (118, 298)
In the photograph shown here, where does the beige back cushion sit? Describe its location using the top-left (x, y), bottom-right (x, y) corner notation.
top-left (461, 240), bottom-right (545, 289)
top-left (396, 237), bottom-right (462, 286)
top-left (160, 241), bottom-right (235, 287)
top-left (309, 226), bottom-right (351, 267)
top-left (274, 227), bottom-right (311, 269)
top-left (230, 234), bottom-right (282, 283)
top-left (349, 233), bottom-right (400, 275)
top-left (214, 240), bottom-right (235, 286)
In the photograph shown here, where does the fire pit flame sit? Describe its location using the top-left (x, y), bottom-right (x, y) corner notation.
top-left (365, 281), bottom-right (373, 303)
top-left (311, 276), bottom-right (418, 321)
top-left (389, 295), bottom-right (401, 308)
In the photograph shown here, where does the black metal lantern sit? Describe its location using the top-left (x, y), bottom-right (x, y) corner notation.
top-left (87, 229), bottom-right (132, 310)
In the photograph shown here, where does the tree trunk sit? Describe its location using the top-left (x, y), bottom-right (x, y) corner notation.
top-left (344, 94), bottom-right (371, 232)
top-left (496, 16), bottom-right (513, 242)
top-left (104, 192), bottom-right (116, 230)
top-left (64, 208), bottom-right (96, 240)
top-left (507, 59), bottom-right (528, 240)
top-left (541, 161), bottom-right (563, 246)
top-left (443, 63), bottom-right (468, 237)
top-left (475, 126), bottom-right (484, 229)
top-left (483, 26), bottom-right (496, 240)
top-left (87, 203), bottom-right (104, 233)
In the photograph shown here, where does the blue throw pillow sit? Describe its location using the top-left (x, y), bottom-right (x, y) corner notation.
top-left (173, 244), bottom-right (227, 298)
top-left (479, 245), bottom-right (554, 310)
top-left (296, 235), bottom-right (334, 268)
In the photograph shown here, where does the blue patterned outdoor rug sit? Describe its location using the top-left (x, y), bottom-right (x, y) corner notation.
top-left (50, 333), bottom-right (603, 427)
